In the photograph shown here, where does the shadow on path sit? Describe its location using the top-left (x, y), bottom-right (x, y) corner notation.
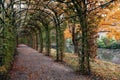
top-left (9, 44), bottom-right (90, 80)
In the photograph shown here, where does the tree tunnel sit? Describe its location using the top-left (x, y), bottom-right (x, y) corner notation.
top-left (0, 0), bottom-right (117, 76)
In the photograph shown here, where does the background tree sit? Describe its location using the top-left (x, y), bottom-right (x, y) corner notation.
top-left (56, 0), bottom-right (116, 74)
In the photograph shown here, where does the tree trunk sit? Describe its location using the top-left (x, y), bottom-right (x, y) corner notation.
top-left (39, 30), bottom-right (43, 53)
top-left (71, 0), bottom-right (91, 74)
top-left (59, 27), bottom-right (64, 61)
top-left (79, 16), bottom-right (91, 75)
top-left (32, 34), bottom-right (35, 49)
top-left (36, 34), bottom-right (38, 50)
top-left (55, 19), bottom-right (64, 62)
top-left (56, 25), bottom-right (60, 61)
top-left (71, 24), bottom-right (79, 54)
top-left (45, 26), bottom-right (51, 56)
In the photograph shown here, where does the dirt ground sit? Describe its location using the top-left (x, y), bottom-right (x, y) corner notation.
top-left (9, 44), bottom-right (91, 80)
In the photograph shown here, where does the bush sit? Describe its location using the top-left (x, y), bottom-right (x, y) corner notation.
top-left (97, 39), bottom-right (106, 48)
top-left (107, 43), bottom-right (120, 49)
top-left (97, 37), bottom-right (120, 49)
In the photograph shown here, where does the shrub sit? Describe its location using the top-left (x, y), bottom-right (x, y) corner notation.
top-left (97, 37), bottom-right (120, 49)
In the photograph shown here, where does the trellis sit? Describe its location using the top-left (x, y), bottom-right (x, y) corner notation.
top-left (0, 0), bottom-right (116, 78)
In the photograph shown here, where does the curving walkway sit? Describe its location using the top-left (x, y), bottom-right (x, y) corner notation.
top-left (9, 44), bottom-right (90, 80)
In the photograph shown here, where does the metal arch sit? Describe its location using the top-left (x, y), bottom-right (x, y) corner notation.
top-left (0, 0), bottom-right (53, 26)
top-left (18, 23), bottom-right (41, 36)
top-left (18, 12), bottom-right (52, 33)
top-left (18, 29), bottom-right (34, 46)
top-left (14, 8), bottom-right (54, 30)
top-left (1, 0), bottom-right (67, 33)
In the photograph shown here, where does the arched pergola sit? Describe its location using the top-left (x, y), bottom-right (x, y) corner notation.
top-left (0, 0), bottom-right (117, 77)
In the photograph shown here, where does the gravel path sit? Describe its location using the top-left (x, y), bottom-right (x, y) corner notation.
top-left (9, 44), bottom-right (90, 80)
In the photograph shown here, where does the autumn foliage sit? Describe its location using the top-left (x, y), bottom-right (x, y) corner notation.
top-left (64, 28), bottom-right (72, 39)
top-left (99, 8), bottom-right (120, 40)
